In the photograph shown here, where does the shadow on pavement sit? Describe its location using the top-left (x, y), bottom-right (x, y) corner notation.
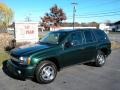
top-left (83, 62), bottom-right (95, 66)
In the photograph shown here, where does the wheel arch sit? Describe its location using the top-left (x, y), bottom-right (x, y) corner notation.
top-left (37, 57), bottom-right (61, 71)
top-left (100, 48), bottom-right (109, 56)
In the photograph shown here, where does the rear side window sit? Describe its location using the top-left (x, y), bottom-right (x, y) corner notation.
top-left (84, 30), bottom-right (95, 43)
top-left (94, 30), bottom-right (108, 41)
top-left (68, 32), bottom-right (83, 46)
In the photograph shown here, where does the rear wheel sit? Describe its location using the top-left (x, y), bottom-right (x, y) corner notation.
top-left (35, 61), bottom-right (57, 84)
top-left (95, 51), bottom-right (106, 67)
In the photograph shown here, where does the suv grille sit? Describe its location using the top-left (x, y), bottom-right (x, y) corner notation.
top-left (11, 56), bottom-right (19, 62)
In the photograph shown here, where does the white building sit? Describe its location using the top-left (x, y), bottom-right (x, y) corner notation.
top-left (114, 21), bottom-right (120, 31)
top-left (50, 26), bottom-right (96, 31)
top-left (99, 23), bottom-right (114, 33)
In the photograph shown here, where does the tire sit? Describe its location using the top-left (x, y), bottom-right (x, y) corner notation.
top-left (95, 51), bottom-right (106, 67)
top-left (35, 61), bottom-right (57, 84)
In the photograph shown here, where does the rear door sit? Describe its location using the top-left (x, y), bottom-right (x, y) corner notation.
top-left (82, 30), bottom-right (97, 61)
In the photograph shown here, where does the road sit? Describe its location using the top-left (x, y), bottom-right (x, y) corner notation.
top-left (108, 33), bottom-right (120, 42)
top-left (0, 48), bottom-right (120, 90)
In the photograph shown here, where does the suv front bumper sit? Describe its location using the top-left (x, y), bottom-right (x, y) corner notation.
top-left (6, 60), bottom-right (35, 78)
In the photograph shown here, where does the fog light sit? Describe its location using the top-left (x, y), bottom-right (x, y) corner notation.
top-left (18, 70), bottom-right (21, 74)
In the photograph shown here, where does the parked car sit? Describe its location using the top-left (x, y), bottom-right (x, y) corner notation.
top-left (7, 29), bottom-right (111, 84)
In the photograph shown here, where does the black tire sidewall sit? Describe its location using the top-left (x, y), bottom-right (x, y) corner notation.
top-left (95, 51), bottom-right (106, 67)
top-left (35, 61), bottom-right (57, 84)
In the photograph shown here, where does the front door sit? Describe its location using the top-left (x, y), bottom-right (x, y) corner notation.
top-left (59, 31), bottom-right (85, 67)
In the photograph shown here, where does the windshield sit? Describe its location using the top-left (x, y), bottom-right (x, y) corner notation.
top-left (40, 32), bottom-right (68, 45)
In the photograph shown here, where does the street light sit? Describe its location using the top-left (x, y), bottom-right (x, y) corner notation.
top-left (72, 2), bottom-right (77, 30)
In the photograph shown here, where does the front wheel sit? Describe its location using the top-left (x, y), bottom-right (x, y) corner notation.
top-left (95, 51), bottom-right (106, 67)
top-left (35, 61), bottom-right (57, 84)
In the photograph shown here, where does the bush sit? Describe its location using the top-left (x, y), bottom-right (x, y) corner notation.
top-left (0, 51), bottom-right (10, 66)
top-left (0, 33), bottom-right (13, 51)
top-left (15, 42), bottom-right (31, 48)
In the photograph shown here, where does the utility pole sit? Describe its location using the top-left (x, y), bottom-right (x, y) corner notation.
top-left (13, 22), bottom-right (16, 39)
top-left (72, 2), bottom-right (77, 30)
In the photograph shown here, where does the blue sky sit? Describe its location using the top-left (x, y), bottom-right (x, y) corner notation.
top-left (1, 0), bottom-right (120, 23)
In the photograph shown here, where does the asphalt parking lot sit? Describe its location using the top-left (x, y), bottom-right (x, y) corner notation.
top-left (0, 48), bottom-right (120, 90)
top-left (108, 32), bottom-right (120, 42)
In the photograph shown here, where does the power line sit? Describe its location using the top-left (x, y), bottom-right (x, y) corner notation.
top-left (75, 10), bottom-right (120, 17)
top-left (79, 0), bottom-right (120, 10)
top-left (75, 7), bottom-right (120, 16)
top-left (67, 7), bottom-right (120, 18)
top-left (68, 13), bottom-right (120, 19)
top-left (74, 0), bottom-right (120, 18)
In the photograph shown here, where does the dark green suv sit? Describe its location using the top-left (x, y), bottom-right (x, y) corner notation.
top-left (7, 29), bottom-right (111, 84)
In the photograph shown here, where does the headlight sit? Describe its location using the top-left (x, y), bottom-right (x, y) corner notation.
top-left (19, 57), bottom-right (31, 65)
top-left (19, 57), bottom-right (24, 61)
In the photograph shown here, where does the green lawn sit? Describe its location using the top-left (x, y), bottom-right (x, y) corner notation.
top-left (0, 51), bottom-right (10, 66)
top-left (38, 35), bottom-right (44, 39)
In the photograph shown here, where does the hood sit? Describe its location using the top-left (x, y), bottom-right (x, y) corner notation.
top-left (11, 43), bottom-right (53, 57)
